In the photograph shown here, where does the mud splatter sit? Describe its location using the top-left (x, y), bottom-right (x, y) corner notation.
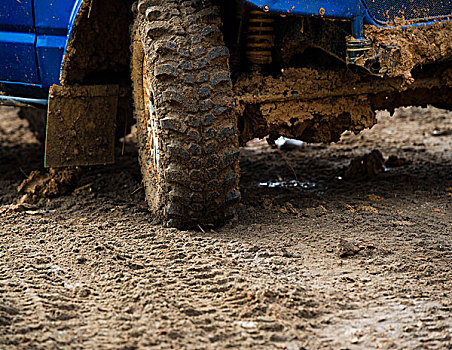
top-left (363, 21), bottom-right (452, 82)
top-left (17, 168), bottom-right (81, 204)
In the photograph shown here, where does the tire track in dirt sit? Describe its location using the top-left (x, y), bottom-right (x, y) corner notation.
top-left (1, 106), bottom-right (451, 349)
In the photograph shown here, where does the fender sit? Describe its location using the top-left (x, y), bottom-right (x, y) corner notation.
top-left (33, 0), bottom-right (85, 89)
top-left (64, 0), bottom-right (86, 61)
top-left (59, 0), bottom-right (90, 85)
top-left (67, 0), bottom-right (85, 33)
top-left (59, 0), bottom-right (133, 85)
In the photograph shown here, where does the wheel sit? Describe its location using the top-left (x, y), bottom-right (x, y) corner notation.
top-left (131, 0), bottom-right (240, 228)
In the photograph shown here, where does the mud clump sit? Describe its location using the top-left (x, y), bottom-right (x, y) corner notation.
top-left (364, 21), bottom-right (452, 82)
top-left (17, 168), bottom-right (82, 204)
top-left (345, 150), bottom-right (385, 179)
top-left (235, 68), bottom-right (377, 144)
top-left (337, 238), bottom-right (376, 258)
top-left (337, 238), bottom-right (364, 258)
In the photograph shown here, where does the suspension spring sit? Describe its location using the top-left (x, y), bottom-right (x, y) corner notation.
top-left (245, 10), bottom-right (275, 66)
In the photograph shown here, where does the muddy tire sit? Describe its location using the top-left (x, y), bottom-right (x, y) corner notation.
top-left (130, 0), bottom-right (240, 229)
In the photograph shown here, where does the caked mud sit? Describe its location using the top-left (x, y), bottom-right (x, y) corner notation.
top-left (234, 64), bottom-right (452, 144)
top-left (235, 68), bottom-right (376, 144)
top-left (60, 0), bottom-right (132, 85)
top-left (363, 21), bottom-right (452, 81)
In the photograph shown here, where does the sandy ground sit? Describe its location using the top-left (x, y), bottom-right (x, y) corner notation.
top-left (0, 106), bottom-right (451, 349)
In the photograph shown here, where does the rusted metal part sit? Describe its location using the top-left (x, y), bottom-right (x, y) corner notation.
top-left (45, 84), bottom-right (118, 168)
top-left (246, 10), bottom-right (275, 66)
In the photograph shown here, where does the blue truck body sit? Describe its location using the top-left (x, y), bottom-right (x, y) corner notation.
top-left (0, 0), bottom-right (79, 90)
top-left (246, 0), bottom-right (452, 25)
top-left (0, 0), bottom-right (451, 97)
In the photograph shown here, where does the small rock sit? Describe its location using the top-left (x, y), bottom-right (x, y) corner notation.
top-left (77, 288), bottom-right (91, 298)
top-left (345, 150), bottom-right (385, 178)
top-left (337, 238), bottom-right (363, 258)
top-left (432, 128), bottom-right (452, 137)
top-left (368, 194), bottom-right (384, 201)
top-left (76, 256), bottom-right (87, 264)
top-left (237, 321), bottom-right (257, 329)
top-left (350, 336), bottom-right (361, 344)
top-left (275, 137), bottom-right (304, 151)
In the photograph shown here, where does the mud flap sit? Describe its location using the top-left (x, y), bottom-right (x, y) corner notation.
top-left (45, 85), bottom-right (118, 168)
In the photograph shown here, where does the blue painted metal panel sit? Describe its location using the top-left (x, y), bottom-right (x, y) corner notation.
top-left (246, 0), bottom-right (451, 26)
top-left (245, 0), bottom-right (364, 19)
top-left (34, 0), bottom-right (78, 88)
top-left (0, 0), bottom-right (40, 84)
top-left (35, 1), bottom-right (76, 35)
top-left (36, 35), bottom-right (67, 88)
top-left (0, 0), bottom-right (34, 32)
top-left (0, 32), bottom-right (40, 84)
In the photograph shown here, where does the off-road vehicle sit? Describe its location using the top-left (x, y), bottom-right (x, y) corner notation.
top-left (1, 0), bottom-right (451, 228)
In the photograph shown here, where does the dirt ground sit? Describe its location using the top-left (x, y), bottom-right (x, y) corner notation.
top-left (0, 105), bottom-right (451, 349)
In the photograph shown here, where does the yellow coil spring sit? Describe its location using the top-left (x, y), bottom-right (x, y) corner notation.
top-left (246, 10), bottom-right (275, 66)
